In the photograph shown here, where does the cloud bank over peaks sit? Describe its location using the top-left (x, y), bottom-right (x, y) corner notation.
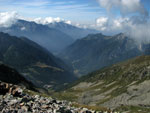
top-left (0, 11), bottom-right (19, 27)
top-left (0, 12), bottom-right (73, 28)
top-left (34, 18), bottom-right (89, 29)
top-left (24, 16), bottom-right (89, 29)
top-left (96, 0), bottom-right (150, 43)
top-left (95, 17), bottom-right (129, 33)
top-left (33, 17), bottom-right (72, 25)
top-left (95, 16), bottom-right (150, 42)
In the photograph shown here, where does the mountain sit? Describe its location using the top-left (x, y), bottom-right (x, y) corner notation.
top-left (54, 55), bottom-right (150, 112)
top-left (0, 32), bottom-right (76, 89)
top-left (59, 33), bottom-right (142, 76)
top-left (143, 43), bottom-right (150, 55)
top-left (0, 20), bottom-right (74, 54)
top-left (47, 22), bottom-right (99, 40)
top-left (0, 63), bottom-right (34, 90)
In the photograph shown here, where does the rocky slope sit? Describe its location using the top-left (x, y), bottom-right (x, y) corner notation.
top-left (0, 82), bottom-right (117, 113)
top-left (0, 20), bottom-right (74, 53)
top-left (60, 33), bottom-right (142, 76)
top-left (0, 32), bottom-right (76, 89)
top-left (54, 56), bottom-right (150, 112)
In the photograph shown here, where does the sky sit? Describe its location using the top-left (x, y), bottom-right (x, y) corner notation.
top-left (0, 0), bottom-right (150, 40)
top-left (0, 0), bottom-right (148, 24)
top-left (0, 0), bottom-right (106, 24)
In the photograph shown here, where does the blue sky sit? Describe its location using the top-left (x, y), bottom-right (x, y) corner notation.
top-left (0, 0), bottom-right (104, 24)
top-left (0, 0), bottom-right (149, 25)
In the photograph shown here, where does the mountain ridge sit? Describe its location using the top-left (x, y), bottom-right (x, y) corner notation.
top-left (0, 32), bottom-right (76, 89)
top-left (59, 33), bottom-right (142, 76)
top-left (0, 20), bottom-right (74, 54)
top-left (47, 21), bottom-right (99, 40)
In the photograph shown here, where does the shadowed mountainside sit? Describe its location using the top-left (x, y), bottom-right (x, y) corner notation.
top-left (0, 63), bottom-right (34, 90)
top-left (0, 32), bottom-right (76, 89)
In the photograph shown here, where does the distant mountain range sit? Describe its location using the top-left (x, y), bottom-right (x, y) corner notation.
top-left (59, 33), bottom-right (148, 76)
top-left (0, 32), bottom-right (76, 89)
top-left (47, 22), bottom-right (99, 40)
top-left (0, 20), bottom-right (73, 54)
top-left (0, 20), bottom-right (99, 54)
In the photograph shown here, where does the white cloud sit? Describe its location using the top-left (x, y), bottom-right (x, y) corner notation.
top-left (125, 20), bottom-right (150, 43)
top-left (111, 17), bottom-right (129, 31)
top-left (0, 11), bottom-right (74, 27)
top-left (121, 0), bottom-right (148, 16)
top-left (0, 11), bottom-right (19, 27)
top-left (65, 20), bottom-right (72, 25)
top-left (95, 17), bottom-right (123, 33)
top-left (98, 0), bottom-right (148, 16)
top-left (33, 17), bottom-right (73, 25)
top-left (96, 0), bottom-right (150, 43)
top-left (95, 16), bottom-right (150, 43)
top-left (96, 17), bottom-right (108, 30)
top-left (74, 23), bottom-right (89, 29)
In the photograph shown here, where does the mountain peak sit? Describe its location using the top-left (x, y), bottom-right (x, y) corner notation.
top-left (113, 33), bottom-right (128, 40)
top-left (82, 33), bottom-right (106, 40)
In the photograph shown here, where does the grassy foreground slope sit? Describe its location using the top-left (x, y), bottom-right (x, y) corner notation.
top-left (53, 55), bottom-right (150, 112)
